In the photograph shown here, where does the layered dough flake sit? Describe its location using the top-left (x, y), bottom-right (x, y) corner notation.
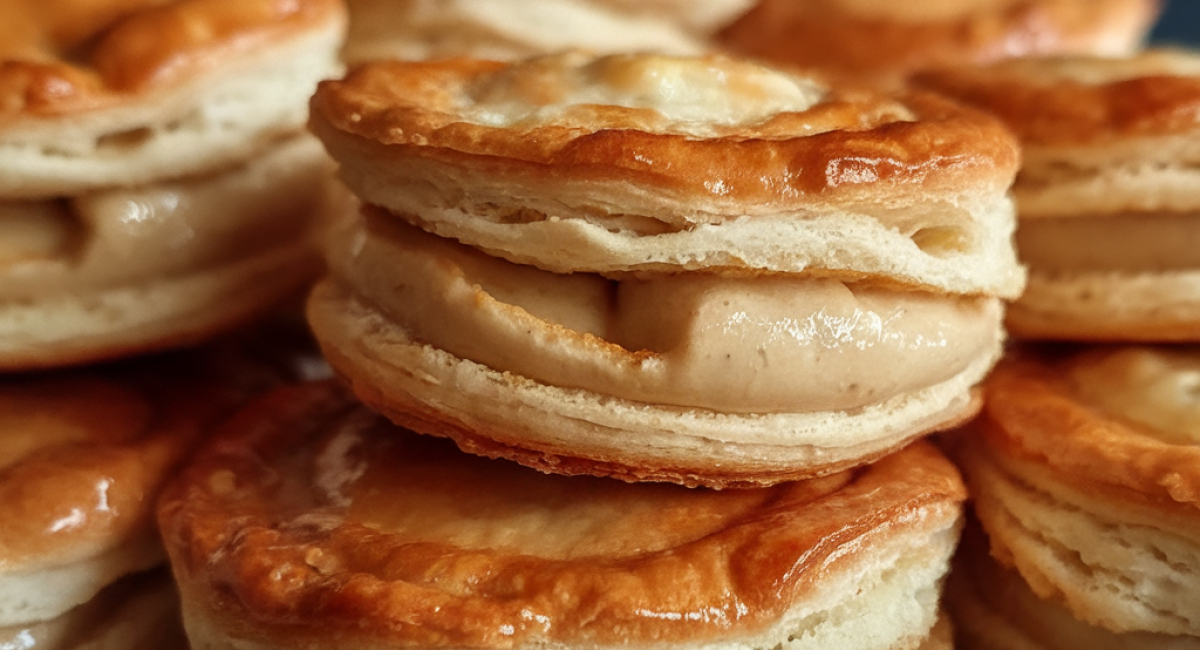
top-left (159, 381), bottom-right (967, 650)
top-left (309, 51), bottom-right (1024, 296)
top-left (950, 347), bottom-right (1200, 637)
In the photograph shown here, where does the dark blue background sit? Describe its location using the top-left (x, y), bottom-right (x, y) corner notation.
top-left (1151, 0), bottom-right (1200, 45)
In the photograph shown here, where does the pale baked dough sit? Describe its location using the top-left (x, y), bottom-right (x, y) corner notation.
top-left (343, 0), bottom-right (754, 64)
top-left (950, 347), bottom-right (1200, 637)
top-left (915, 49), bottom-right (1200, 340)
top-left (0, 135), bottom-right (330, 370)
top-left (718, 0), bottom-right (1158, 80)
top-left (946, 520), bottom-right (1200, 650)
top-left (310, 52), bottom-right (1025, 296)
top-left (159, 381), bottom-right (966, 650)
top-left (0, 0), bottom-right (346, 199)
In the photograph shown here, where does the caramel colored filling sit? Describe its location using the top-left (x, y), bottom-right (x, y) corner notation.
top-left (332, 212), bottom-right (1000, 414)
top-left (1017, 212), bottom-right (1200, 274)
top-left (0, 136), bottom-right (324, 300)
top-left (1069, 347), bottom-right (1200, 445)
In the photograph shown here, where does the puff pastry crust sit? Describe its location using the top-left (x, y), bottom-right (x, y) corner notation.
top-left (951, 346), bottom-right (1200, 636)
top-left (0, 0), bottom-right (345, 198)
top-left (310, 52), bottom-right (1023, 295)
top-left (159, 381), bottom-right (967, 650)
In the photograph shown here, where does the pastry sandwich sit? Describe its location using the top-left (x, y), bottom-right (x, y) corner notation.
top-left (159, 380), bottom-right (967, 650)
top-left (307, 50), bottom-right (1024, 487)
top-left (0, 0), bottom-right (346, 369)
top-left (917, 49), bottom-right (1200, 341)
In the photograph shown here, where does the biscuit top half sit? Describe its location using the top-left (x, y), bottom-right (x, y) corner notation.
top-left (312, 51), bottom-right (1019, 206)
top-left (914, 49), bottom-right (1200, 148)
top-left (0, 0), bottom-right (343, 118)
top-left (980, 347), bottom-right (1200, 534)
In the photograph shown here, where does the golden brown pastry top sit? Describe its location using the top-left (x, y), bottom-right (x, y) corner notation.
top-left (309, 51), bottom-right (1019, 208)
top-left (718, 0), bottom-right (1159, 80)
top-left (0, 0), bottom-right (343, 119)
top-left (979, 347), bottom-right (1200, 522)
top-left (159, 380), bottom-right (967, 647)
top-left (913, 49), bottom-right (1200, 147)
top-left (0, 345), bottom-right (285, 570)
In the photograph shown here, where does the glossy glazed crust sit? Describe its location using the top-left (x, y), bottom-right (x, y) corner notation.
top-left (912, 49), bottom-right (1200, 148)
top-left (0, 0), bottom-right (344, 118)
top-left (159, 380), bottom-right (967, 649)
top-left (309, 57), bottom-right (1019, 212)
top-left (719, 0), bottom-right (1158, 78)
top-left (0, 346), bottom-right (286, 577)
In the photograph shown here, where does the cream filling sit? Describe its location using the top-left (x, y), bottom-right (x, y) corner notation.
top-left (460, 51), bottom-right (829, 137)
top-left (0, 135), bottom-right (327, 301)
top-left (331, 213), bottom-right (1000, 414)
top-left (1016, 212), bottom-right (1200, 274)
top-left (1069, 347), bottom-right (1200, 445)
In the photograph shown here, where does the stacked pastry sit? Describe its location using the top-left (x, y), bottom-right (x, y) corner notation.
top-left (0, 0), bottom-right (345, 370)
top-left (718, 0), bottom-right (1160, 82)
top-left (0, 1), bottom-right (346, 647)
top-left (155, 50), bottom-right (1027, 649)
top-left (914, 47), bottom-right (1200, 648)
top-left (342, 0), bottom-right (755, 64)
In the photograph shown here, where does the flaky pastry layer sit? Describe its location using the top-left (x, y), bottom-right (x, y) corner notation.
top-left (1007, 269), bottom-right (1200, 341)
top-left (309, 52), bottom-right (1023, 294)
top-left (0, 0), bottom-right (345, 198)
top-left (951, 348), bottom-right (1200, 635)
top-left (160, 381), bottom-right (965, 650)
top-left (718, 0), bottom-right (1158, 79)
top-left (946, 521), bottom-right (1199, 650)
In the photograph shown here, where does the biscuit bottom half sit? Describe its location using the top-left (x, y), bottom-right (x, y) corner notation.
top-left (309, 211), bottom-right (1005, 487)
top-left (159, 381), bottom-right (966, 650)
